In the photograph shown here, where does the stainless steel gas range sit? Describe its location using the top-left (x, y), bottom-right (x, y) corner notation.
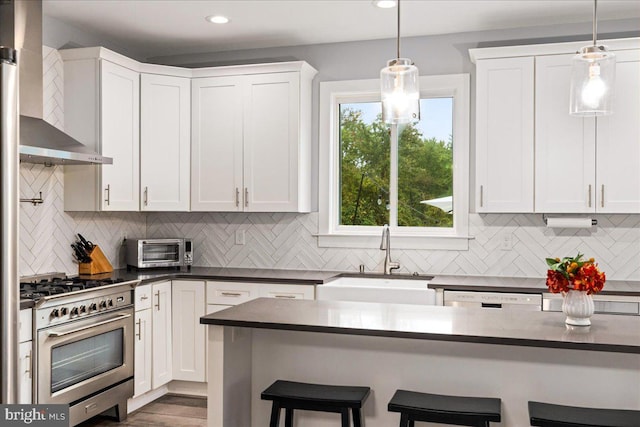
top-left (20, 273), bottom-right (140, 426)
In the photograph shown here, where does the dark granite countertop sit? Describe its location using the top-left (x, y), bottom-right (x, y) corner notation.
top-left (427, 274), bottom-right (640, 296)
top-left (20, 299), bottom-right (34, 310)
top-left (200, 297), bottom-right (640, 354)
top-left (82, 267), bottom-right (343, 286)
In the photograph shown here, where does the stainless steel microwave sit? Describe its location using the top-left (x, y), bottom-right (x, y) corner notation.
top-left (125, 238), bottom-right (193, 270)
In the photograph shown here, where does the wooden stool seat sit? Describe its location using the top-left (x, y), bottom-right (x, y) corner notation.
top-left (529, 401), bottom-right (640, 427)
top-left (388, 389), bottom-right (501, 427)
top-left (261, 380), bottom-right (370, 427)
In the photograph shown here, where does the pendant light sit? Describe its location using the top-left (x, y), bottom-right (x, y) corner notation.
top-left (380, 0), bottom-right (419, 124)
top-left (570, 0), bottom-right (615, 116)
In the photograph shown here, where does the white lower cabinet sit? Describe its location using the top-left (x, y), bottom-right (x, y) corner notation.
top-left (133, 308), bottom-right (152, 396)
top-left (172, 280), bottom-right (206, 382)
top-left (18, 308), bottom-right (32, 404)
top-left (151, 281), bottom-right (172, 388)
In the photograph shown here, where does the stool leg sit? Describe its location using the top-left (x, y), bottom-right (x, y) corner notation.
top-left (399, 413), bottom-right (409, 427)
top-left (340, 408), bottom-right (350, 427)
top-left (284, 408), bottom-right (293, 427)
top-left (269, 401), bottom-right (281, 427)
top-left (352, 408), bottom-right (363, 427)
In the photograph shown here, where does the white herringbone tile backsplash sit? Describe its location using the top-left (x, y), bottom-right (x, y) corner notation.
top-left (147, 212), bottom-right (640, 280)
top-left (18, 47), bottom-right (640, 280)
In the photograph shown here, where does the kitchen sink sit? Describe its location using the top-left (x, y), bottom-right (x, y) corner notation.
top-left (316, 275), bottom-right (436, 305)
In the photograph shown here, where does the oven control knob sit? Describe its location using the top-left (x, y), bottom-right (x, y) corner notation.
top-left (89, 303), bottom-right (97, 312)
top-left (107, 299), bottom-right (114, 307)
top-left (79, 305), bottom-right (87, 314)
top-left (99, 300), bottom-right (107, 309)
top-left (60, 307), bottom-right (69, 316)
top-left (70, 307), bottom-right (79, 316)
top-left (50, 308), bottom-right (60, 318)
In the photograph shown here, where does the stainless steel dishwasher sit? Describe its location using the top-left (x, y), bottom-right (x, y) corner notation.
top-left (443, 290), bottom-right (542, 311)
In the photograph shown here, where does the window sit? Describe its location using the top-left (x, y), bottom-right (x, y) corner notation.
top-left (319, 75), bottom-right (470, 249)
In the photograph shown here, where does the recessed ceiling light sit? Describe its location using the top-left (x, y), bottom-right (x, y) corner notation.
top-left (372, 0), bottom-right (397, 8)
top-left (206, 15), bottom-right (230, 24)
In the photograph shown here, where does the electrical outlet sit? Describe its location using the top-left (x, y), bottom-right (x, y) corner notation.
top-left (500, 233), bottom-right (513, 251)
top-left (235, 230), bottom-right (245, 245)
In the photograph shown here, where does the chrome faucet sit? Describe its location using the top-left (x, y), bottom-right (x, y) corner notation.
top-left (380, 224), bottom-right (400, 275)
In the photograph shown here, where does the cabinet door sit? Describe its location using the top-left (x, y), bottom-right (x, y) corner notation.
top-left (141, 74), bottom-right (191, 211)
top-left (243, 72), bottom-right (300, 212)
top-left (100, 60), bottom-right (140, 211)
top-left (133, 309), bottom-right (152, 397)
top-left (596, 49), bottom-right (640, 213)
top-left (191, 76), bottom-right (244, 211)
top-left (475, 57), bottom-right (534, 212)
top-left (18, 341), bottom-right (32, 404)
top-left (535, 54), bottom-right (596, 213)
top-left (151, 280), bottom-right (172, 388)
top-left (172, 280), bottom-right (206, 382)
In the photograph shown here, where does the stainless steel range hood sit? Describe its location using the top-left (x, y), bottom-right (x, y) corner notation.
top-left (1, 0), bottom-right (112, 165)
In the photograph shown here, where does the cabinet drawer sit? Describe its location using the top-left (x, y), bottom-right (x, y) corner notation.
top-left (207, 281), bottom-right (260, 305)
top-left (135, 284), bottom-right (153, 310)
top-left (19, 309), bottom-right (32, 343)
top-left (260, 284), bottom-right (315, 300)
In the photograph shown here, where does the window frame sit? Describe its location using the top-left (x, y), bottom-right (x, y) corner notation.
top-left (318, 74), bottom-right (470, 250)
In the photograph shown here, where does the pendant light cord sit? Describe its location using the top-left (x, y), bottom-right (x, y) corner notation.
top-left (592, 0), bottom-right (597, 46)
top-left (397, 0), bottom-right (401, 59)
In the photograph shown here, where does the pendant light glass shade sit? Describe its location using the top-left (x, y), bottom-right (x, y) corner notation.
top-left (381, 58), bottom-right (420, 124)
top-left (569, 0), bottom-right (615, 116)
top-left (570, 46), bottom-right (615, 116)
top-left (380, 0), bottom-right (419, 124)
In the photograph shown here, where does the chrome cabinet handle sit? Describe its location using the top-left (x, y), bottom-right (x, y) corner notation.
top-left (136, 318), bottom-right (142, 341)
top-left (25, 350), bottom-right (32, 378)
top-left (245, 188), bottom-right (249, 207)
top-left (235, 188), bottom-right (240, 207)
top-left (274, 295), bottom-right (296, 299)
top-left (601, 185), bottom-right (605, 208)
top-left (144, 186), bottom-right (148, 206)
top-left (140, 295), bottom-right (148, 301)
top-left (48, 313), bottom-right (131, 337)
top-left (221, 292), bottom-right (242, 297)
top-left (155, 291), bottom-right (160, 310)
top-left (105, 184), bottom-right (110, 206)
top-left (588, 184), bottom-right (592, 208)
top-left (480, 185), bottom-right (484, 207)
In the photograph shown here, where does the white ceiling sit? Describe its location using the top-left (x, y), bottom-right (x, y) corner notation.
top-left (43, 0), bottom-right (640, 59)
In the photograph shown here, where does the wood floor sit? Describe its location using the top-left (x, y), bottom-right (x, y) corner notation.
top-left (77, 395), bottom-right (207, 427)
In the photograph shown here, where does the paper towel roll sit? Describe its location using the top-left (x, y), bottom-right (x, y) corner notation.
top-left (545, 217), bottom-right (594, 228)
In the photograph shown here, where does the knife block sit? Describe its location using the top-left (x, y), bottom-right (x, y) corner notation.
top-left (78, 245), bottom-right (113, 275)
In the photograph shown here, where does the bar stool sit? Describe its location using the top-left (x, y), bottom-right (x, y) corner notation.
top-left (261, 380), bottom-right (371, 427)
top-left (529, 401), bottom-right (640, 427)
top-left (388, 389), bottom-right (501, 427)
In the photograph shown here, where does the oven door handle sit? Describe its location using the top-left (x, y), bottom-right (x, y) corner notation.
top-left (47, 313), bottom-right (132, 337)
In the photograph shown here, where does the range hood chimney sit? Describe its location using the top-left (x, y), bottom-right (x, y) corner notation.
top-left (0, 0), bottom-right (112, 165)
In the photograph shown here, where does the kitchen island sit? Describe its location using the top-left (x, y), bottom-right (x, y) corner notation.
top-left (201, 298), bottom-right (640, 427)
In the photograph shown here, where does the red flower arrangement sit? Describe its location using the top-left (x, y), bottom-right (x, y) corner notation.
top-left (545, 253), bottom-right (606, 295)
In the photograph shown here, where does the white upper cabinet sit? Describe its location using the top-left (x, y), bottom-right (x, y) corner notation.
top-left (191, 62), bottom-right (316, 212)
top-left (140, 74), bottom-right (191, 211)
top-left (595, 49), bottom-right (640, 213)
top-left (191, 76), bottom-right (244, 211)
top-left (471, 38), bottom-right (640, 214)
top-left (475, 57), bottom-right (534, 212)
top-left (63, 53), bottom-right (140, 211)
top-left (535, 54), bottom-right (597, 213)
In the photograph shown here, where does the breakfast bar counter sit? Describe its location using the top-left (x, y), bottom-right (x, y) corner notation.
top-left (201, 298), bottom-right (640, 427)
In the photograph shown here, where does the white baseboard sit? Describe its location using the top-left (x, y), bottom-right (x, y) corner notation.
top-left (168, 380), bottom-right (207, 397)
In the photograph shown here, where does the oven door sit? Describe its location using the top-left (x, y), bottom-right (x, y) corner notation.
top-left (36, 307), bottom-right (134, 404)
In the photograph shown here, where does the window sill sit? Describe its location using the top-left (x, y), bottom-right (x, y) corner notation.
top-left (315, 233), bottom-right (472, 250)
